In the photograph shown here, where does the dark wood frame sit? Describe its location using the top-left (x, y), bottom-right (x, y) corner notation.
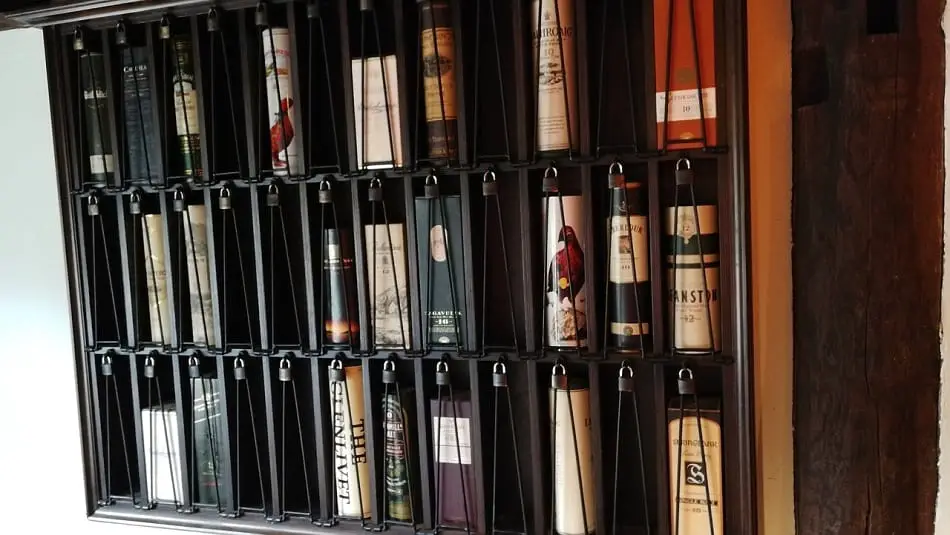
top-left (24, 0), bottom-right (756, 533)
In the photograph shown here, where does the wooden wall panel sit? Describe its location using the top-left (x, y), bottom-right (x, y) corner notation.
top-left (792, 1), bottom-right (943, 533)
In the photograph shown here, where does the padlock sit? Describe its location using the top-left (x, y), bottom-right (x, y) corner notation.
top-left (130, 192), bottom-right (141, 215)
top-left (101, 356), bottom-right (113, 377)
top-left (329, 359), bottom-right (345, 383)
top-left (382, 360), bottom-right (397, 384)
top-left (144, 357), bottom-right (156, 379)
top-left (115, 23), bottom-right (128, 46)
top-left (159, 17), bottom-right (171, 40)
top-left (360, 0), bottom-right (374, 11)
top-left (368, 180), bottom-right (383, 203)
top-left (482, 170), bottom-right (498, 196)
top-left (675, 158), bottom-right (694, 187)
top-left (424, 174), bottom-right (439, 199)
top-left (73, 28), bottom-right (85, 51)
top-left (608, 161), bottom-right (625, 189)
top-left (618, 364), bottom-right (634, 393)
top-left (542, 165), bottom-right (558, 193)
top-left (677, 367), bottom-right (696, 396)
top-left (219, 187), bottom-right (232, 210)
top-left (173, 190), bottom-right (185, 212)
top-left (318, 181), bottom-right (332, 204)
top-left (255, 3), bottom-right (268, 27)
top-left (207, 8), bottom-right (220, 32)
top-left (492, 362), bottom-right (507, 388)
top-left (266, 184), bottom-right (279, 207)
top-left (233, 358), bottom-right (247, 381)
top-left (307, 0), bottom-right (320, 19)
top-left (550, 363), bottom-right (567, 390)
top-left (87, 196), bottom-right (100, 217)
top-left (435, 361), bottom-right (450, 386)
top-left (188, 356), bottom-right (201, 379)
top-left (278, 359), bottom-right (292, 382)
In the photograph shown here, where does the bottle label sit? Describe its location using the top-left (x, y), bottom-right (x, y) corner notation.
top-left (432, 416), bottom-right (471, 465)
top-left (532, 0), bottom-right (578, 152)
top-left (667, 265), bottom-right (721, 352)
top-left (655, 87), bottom-right (718, 123)
top-left (262, 29), bottom-right (302, 176)
top-left (384, 394), bottom-right (412, 521)
top-left (608, 214), bottom-right (649, 283)
top-left (610, 322), bottom-right (650, 336)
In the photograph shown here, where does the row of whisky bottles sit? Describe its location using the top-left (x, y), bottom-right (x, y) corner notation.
top-left (136, 364), bottom-right (724, 535)
top-left (76, 0), bottom-right (718, 183)
top-left (129, 171), bottom-right (720, 355)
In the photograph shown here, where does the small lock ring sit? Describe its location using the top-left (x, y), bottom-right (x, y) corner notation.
top-left (144, 355), bottom-right (155, 368)
top-left (234, 357), bottom-right (245, 369)
top-left (678, 366), bottom-right (694, 380)
top-left (676, 157), bottom-right (692, 171)
top-left (483, 169), bottom-right (496, 183)
top-left (188, 356), bottom-right (199, 367)
top-left (383, 359), bottom-right (396, 372)
top-left (619, 364), bottom-right (634, 378)
top-left (436, 360), bottom-right (449, 373)
top-left (493, 362), bottom-right (507, 375)
top-left (102, 354), bottom-right (113, 366)
top-left (130, 190), bottom-right (140, 204)
top-left (543, 165), bottom-right (558, 179)
top-left (330, 358), bottom-right (343, 370)
top-left (173, 187), bottom-right (185, 201)
top-left (268, 182), bottom-right (279, 195)
top-left (369, 177), bottom-right (382, 189)
top-left (89, 195), bottom-right (99, 206)
top-left (609, 161), bottom-right (624, 175)
top-left (319, 179), bottom-right (332, 191)
top-left (279, 358), bottom-right (291, 370)
top-left (425, 172), bottom-right (438, 185)
top-left (220, 186), bottom-right (231, 198)
top-left (552, 362), bottom-right (566, 376)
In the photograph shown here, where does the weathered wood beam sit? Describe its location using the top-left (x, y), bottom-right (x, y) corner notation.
top-left (792, 0), bottom-right (943, 533)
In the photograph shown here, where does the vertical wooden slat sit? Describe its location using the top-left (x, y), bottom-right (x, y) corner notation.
top-left (525, 361), bottom-right (546, 533)
top-left (653, 366), bottom-right (670, 535)
top-left (459, 173), bottom-right (477, 352)
top-left (646, 160), bottom-right (664, 353)
top-left (188, 16), bottom-right (212, 183)
top-left (519, 169), bottom-right (536, 353)
top-left (310, 358), bottom-right (332, 521)
top-left (297, 184), bottom-right (318, 353)
top-left (144, 23), bottom-right (169, 183)
top-left (580, 165), bottom-right (598, 354)
top-left (573, 0), bottom-right (590, 158)
top-left (88, 352), bottom-right (110, 501)
top-left (361, 361), bottom-right (383, 525)
top-left (392, 0), bottom-right (414, 168)
top-left (350, 182), bottom-right (371, 352)
top-left (338, 1), bottom-right (358, 174)
top-left (404, 176), bottom-right (423, 351)
top-left (237, 9), bottom-right (259, 179)
top-left (468, 360), bottom-right (486, 530)
top-left (510, 0), bottom-right (530, 162)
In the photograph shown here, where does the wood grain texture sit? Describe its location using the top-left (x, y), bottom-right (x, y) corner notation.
top-left (792, 1), bottom-right (943, 534)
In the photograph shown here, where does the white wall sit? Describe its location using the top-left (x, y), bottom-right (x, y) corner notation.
top-left (0, 28), bottom-right (177, 535)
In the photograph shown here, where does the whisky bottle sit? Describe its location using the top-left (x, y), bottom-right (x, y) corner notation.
top-left (324, 229), bottom-right (360, 345)
top-left (80, 52), bottom-right (114, 183)
top-left (121, 46), bottom-right (159, 182)
top-left (607, 179), bottom-right (651, 351)
top-left (420, 0), bottom-right (459, 161)
top-left (262, 27), bottom-right (303, 176)
top-left (543, 195), bottom-right (588, 348)
top-left (550, 381), bottom-right (596, 534)
top-left (532, 0), bottom-right (578, 154)
top-left (666, 183), bottom-right (721, 353)
top-left (172, 38), bottom-right (202, 177)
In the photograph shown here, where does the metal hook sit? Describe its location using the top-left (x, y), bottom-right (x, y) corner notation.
top-left (483, 169), bottom-right (497, 183)
top-left (188, 356), bottom-right (199, 367)
top-left (436, 360), bottom-right (449, 374)
top-left (552, 362), bottom-right (566, 376)
top-left (330, 358), bottom-right (343, 370)
top-left (73, 26), bottom-right (85, 51)
top-left (319, 179), bottom-right (332, 191)
top-left (207, 7), bottom-right (219, 32)
top-left (369, 177), bottom-right (382, 189)
top-left (234, 357), bottom-right (245, 369)
top-left (255, 1), bottom-right (268, 27)
top-left (279, 358), bottom-right (291, 369)
top-left (675, 157), bottom-right (692, 171)
top-left (619, 362), bottom-right (634, 378)
top-left (543, 164), bottom-right (559, 179)
top-left (493, 361), bottom-right (507, 375)
top-left (425, 172), bottom-right (439, 185)
top-left (144, 355), bottom-right (156, 368)
top-left (383, 359), bottom-right (396, 372)
top-left (609, 160), bottom-right (624, 175)
top-left (115, 21), bottom-right (127, 45)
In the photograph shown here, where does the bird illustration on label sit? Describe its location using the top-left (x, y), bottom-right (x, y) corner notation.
top-left (270, 97), bottom-right (295, 170)
top-left (546, 225), bottom-right (586, 343)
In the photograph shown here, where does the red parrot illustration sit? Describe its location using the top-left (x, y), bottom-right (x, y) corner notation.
top-left (546, 225), bottom-right (585, 302)
top-left (270, 97), bottom-right (295, 164)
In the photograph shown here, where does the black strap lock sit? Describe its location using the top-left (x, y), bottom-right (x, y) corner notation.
top-left (382, 359), bottom-right (397, 385)
top-left (618, 362), bottom-right (634, 393)
top-left (143, 356), bottom-right (156, 379)
top-left (101, 354), bottom-right (113, 377)
top-left (608, 161), bottom-right (625, 190)
top-left (482, 169), bottom-right (498, 196)
top-left (233, 357), bottom-right (247, 381)
top-left (551, 362), bottom-right (568, 390)
top-left (329, 358), bottom-right (345, 384)
top-left (255, 2), bottom-right (268, 27)
top-left (159, 16), bottom-right (171, 40)
top-left (129, 191), bottom-right (142, 215)
top-left (436, 360), bottom-right (451, 387)
top-left (219, 186), bottom-right (232, 211)
top-left (73, 27), bottom-right (85, 51)
top-left (207, 7), bottom-right (220, 32)
top-left (278, 358), bottom-right (292, 382)
top-left (173, 188), bottom-right (185, 212)
top-left (188, 356), bottom-right (201, 379)
top-left (492, 361), bottom-right (508, 388)
top-left (675, 157), bottom-right (694, 187)
top-left (318, 179), bottom-right (332, 204)
top-left (87, 195), bottom-right (100, 217)
top-left (424, 173), bottom-right (439, 199)
top-left (542, 164), bottom-right (558, 193)
top-left (677, 367), bottom-right (696, 396)
top-left (368, 177), bottom-right (383, 203)
top-left (266, 183), bottom-right (279, 207)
